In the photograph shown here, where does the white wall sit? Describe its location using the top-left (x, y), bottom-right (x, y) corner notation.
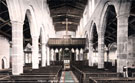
top-left (0, 35), bottom-right (10, 69)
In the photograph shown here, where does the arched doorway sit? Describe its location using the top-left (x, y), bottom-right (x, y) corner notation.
top-left (2, 57), bottom-right (7, 69)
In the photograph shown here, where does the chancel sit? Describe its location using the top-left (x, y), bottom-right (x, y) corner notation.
top-left (0, 0), bottom-right (135, 83)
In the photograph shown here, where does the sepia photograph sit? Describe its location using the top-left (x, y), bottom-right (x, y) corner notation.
top-left (0, 0), bottom-right (135, 83)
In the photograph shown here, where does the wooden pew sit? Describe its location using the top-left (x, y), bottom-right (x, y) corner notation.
top-left (0, 66), bottom-right (62, 83)
top-left (89, 77), bottom-right (135, 83)
top-left (82, 72), bottom-right (120, 83)
top-left (71, 61), bottom-right (120, 83)
top-left (71, 64), bottom-right (83, 83)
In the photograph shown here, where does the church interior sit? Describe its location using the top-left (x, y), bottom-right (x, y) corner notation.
top-left (0, 0), bottom-right (135, 83)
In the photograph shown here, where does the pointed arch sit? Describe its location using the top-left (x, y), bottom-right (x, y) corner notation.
top-left (25, 5), bottom-right (38, 37)
top-left (89, 21), bottom-right (98, 39)
top-left (89, 22), bottom-right (98, 50)
top-left (99, 2), bottom-right (117, 36)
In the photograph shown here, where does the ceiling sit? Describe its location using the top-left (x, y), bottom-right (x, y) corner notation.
top-left (47, 0), bottom-right (88, 32)
top-left (0, 0), bottom-right (87, 46)
top-left (0, 0), bottom-right (11, 40)
top-left (1, 0), bottom-right (135, 49)
top-left (0, 0), bottom-right (31, 46)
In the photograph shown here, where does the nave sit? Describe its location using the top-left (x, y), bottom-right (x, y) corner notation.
top-left (1, 0), bottom-right (135, 83)
top-left (0, 60), bottom-right (135, 83)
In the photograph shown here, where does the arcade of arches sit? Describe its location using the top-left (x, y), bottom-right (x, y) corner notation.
top-left (1, 0), bottom-right (135, 82)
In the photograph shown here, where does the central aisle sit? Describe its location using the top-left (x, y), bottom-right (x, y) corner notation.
top-left (60, 71), bottom-right (79, 83)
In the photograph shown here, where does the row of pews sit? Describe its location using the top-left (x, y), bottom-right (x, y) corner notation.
top-left (0, 61), bottom-right (63, 83)
top-left (71, 61), bottom-right (135, 83)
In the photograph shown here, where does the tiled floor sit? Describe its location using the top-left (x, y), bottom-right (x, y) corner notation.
top-left (60, 71), bottom-right (79, 83)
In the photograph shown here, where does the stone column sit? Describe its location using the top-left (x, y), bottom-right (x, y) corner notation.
top-left (29, 53), bottom-right (32, 63)
top-left (117, 15), bottom-right (128, 73)
top-left (41, 43), bottom-right (46, 67)
top-left (89, 40), bottom-right (93, 66)
top-left (98, 33), bottom-right (105, 69)
top-left (51, 48), bottom-right (54, 61)
top-left (47, 47), bottom-right (50, 66)
top-left (11, 21), bottom-right (24, 75)
top-left (32, 36), bottom-right (39, 69)
top-left (25, 53), bottom-right (28, 63)
top-left (76, 48), bottom-right (79, 61)
top-left (80, 48), bottom-right (83, 61)
top-left (71, 48), bottom-right (75, 61)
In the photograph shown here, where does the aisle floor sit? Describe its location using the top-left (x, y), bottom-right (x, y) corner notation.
top-left (60, 71), bottom-right (79, 83)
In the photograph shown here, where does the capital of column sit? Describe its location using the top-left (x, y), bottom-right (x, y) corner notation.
top-left (51, 48), bottom-right (54, 51)
top-left (117, 13), bottom-right (129, 19)
top-left (76, 48), bottom-right (79, 51)
top-left (11, 21), bottom-right (24, 26)
top-left (80, 48), bottom-right (83, 54)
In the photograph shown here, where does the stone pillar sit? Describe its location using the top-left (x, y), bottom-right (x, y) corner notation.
top-left (76, 48), bottom-right (79, 61)
top-left (29, 53), bottom-right (32, 63)
top-left (41, 43), bottom-right (46, 67)
top-left (25, 53), bottom-right (28, 63)
top-left (98, 33), bottom-right (104, 69)
top-left (89, 40), bottom-right (93, 66)
top-left (47, 47), bottom-right (50, 66)
top-left (32, 36), bottom-right (39, 69)
top-left (71, 48), bottom-right (75, 61)
top-left (80, 48), bottom-right (83, 61)
top-left (59, 49), bottom-right (62, 61)
top-left (11, 21), bottom-right (24, 75)
top-left (117, 15), bottom-right (128, 73)
top-left (51, 48), bottom-right (54, 61)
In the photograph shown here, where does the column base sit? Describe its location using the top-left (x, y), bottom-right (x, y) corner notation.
top-left (47, 63), bottom-right (50, 66)
top-left (12, 72), bottom-right (22, 75)
top-left (117, 59), bottom-right (126, 73)
top-left (12, 63), bottom-right (23, 75)
top-left (12, 68), bottom-right (23, 75)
